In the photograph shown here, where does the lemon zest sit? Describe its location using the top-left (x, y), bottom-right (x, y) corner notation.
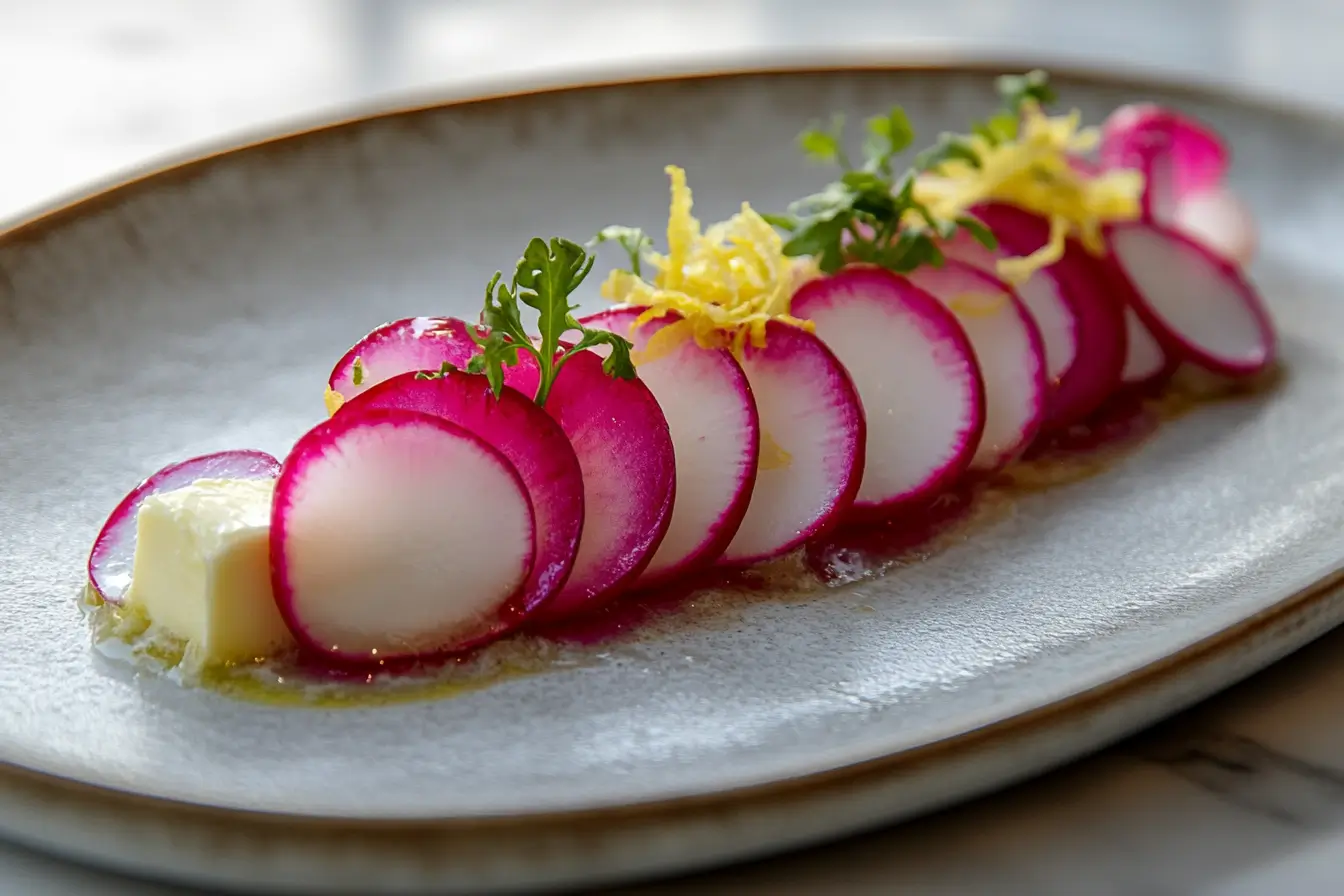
top-left (945, 290), bottom-right (1010, 319)
top-left (601, 165), bottom-right (813, 358)
top-left (912, 102), bottom-right (1143, 284)
top-left (324, 386), bottom-right (345, 417)
top-left (758, 430), bottom-right (794, 471)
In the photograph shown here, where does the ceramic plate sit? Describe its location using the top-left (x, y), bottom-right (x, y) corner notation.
top-left (3, 63), bottom-right (1344, 894)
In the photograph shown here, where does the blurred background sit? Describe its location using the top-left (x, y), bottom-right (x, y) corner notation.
top-left (3, 0), bottom-right (1343, 224)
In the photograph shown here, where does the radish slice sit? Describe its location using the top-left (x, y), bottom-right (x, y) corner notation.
top-left (88, 450), bottom-right (280, 604)
top-left (905, 260), bottom-right (1048, 472)
top-left (343, 371), bottom-right (584, 617)
top-left (790, 267), bottom-right (981, 520)
top-left (719, 321), bottom-right (864, 563)
top-left (328, 317), bottom-right (460, 400)
top-left (579, 308), bottom-right (758, 585)
top-left (428, 324), bottom-right (677, 619)
top-left (1120, 303), bottom-right (1170, 385)
top-left (271, 408), bottom-right (536, 665)
top-left (942, 232), bottom-right (1078, 394)
top-left (1170, 187), bottom-right (1258, 268)
top-left (1106, 221), bottom-right (1275, 377)
top-left (973, 202), bottom-right (1127, 428)
top-left (1100, 103), bottom-right (1229, 220)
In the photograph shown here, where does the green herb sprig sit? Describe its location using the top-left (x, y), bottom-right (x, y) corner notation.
top-left (469, 237), bottom-right (635, 406)
top-left (766, 106), bottom-right (996, 276)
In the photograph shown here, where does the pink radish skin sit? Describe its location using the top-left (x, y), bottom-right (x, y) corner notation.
top-left (342, 371), bottom-right (584, 617)
top-left (329, 317), bottom-right (459, 400)
top-left (1099, 104), bottom-right (1229, 222)
top-left (429, 322), bottom-right (677, 620)
top-left (905, 260), bottom-right (1048, 472)
top-left (790, 266), bottom-right (982, 521)
top-left (271, 408), bottom-right (536, 666)
top-left (972, 202), bottom-right (1128, 429)
top-left (1106, 220), bottom-right (1275, 377)
top-left (941, 230), bottom-right (1078, 401)
top-left (579, 308), bottom-right (759, 586)
top-left (1170, 187), bottom-right (1258, 268)
top-left (88, 449), bottom-right (280, 604)
top-left (719, 321), bottom-right (864, 564)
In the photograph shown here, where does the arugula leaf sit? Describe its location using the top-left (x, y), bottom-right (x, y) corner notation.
top-left (799, 114), bottom-right (850, 169)
top-left (996, 69), bottom-right (1056, 114)
top-left (862, 106), bottom-right (915, 174)
top-left (589, 225), bottom-right (653, 277)
top-left (473, 237), bottom-right (636, 406)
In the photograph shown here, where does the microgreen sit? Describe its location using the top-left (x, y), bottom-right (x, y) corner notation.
top-left (413, 362), bottom-right (457, 381)
top-left (995, 69), bottom-right (1056, 115)
top-left (588, 225), bottom-right (654, 277)
top-left (469, 237), bottom-right (635, 406)
top-left (768, 105), bottom-right (997, 276)
top-left (351, 357), bottom-right (365, 387)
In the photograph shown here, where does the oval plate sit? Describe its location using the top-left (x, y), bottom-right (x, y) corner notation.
top-left (3, 63), bottom-right (1344, 893)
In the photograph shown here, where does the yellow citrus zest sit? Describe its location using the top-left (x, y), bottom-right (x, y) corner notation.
top-left (945, 290), bottom-right (1010, 319)
top-left (912, 102), bottom-right (1143, 284)
top-left (758, 429), bottom-right (794, 471)
top-left (601, 165), bottom-right (814, 360)
top-left (324, 386), bottom-right (345, 417)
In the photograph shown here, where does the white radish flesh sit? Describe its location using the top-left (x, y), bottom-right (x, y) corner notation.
top-left (906, 261), bottom-right (1048, 472)
top-left (1172, 187), bottom-right (1258, 269)
top-left (580, 308), bottom-right (759, 585)
top-left (790, 266), bottom-right (983, 519)
top-left (1107, 221), bottom-right (1275, 377)
top-left (719, 321), bottom-right (864, 563)
top-left (271, 408), bottom-right (536, 665)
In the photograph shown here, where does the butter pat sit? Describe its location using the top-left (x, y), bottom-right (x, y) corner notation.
top-left (125, 478), bottom-right (294, 664)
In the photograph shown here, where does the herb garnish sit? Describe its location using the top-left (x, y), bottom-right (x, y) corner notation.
top-left (469, 237), bottom-right (636, 406)
top-left (766, 105), bottom-right (996, 275)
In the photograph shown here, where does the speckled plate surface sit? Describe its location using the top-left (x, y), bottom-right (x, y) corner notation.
top-left (3, 63), bottom-right (1344, 894)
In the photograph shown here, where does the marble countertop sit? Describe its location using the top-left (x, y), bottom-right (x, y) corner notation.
top-left (5, 1), bottom-right (1344, 893)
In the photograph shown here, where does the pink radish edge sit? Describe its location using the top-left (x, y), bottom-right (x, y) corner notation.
top-left (329, 316), bottom-right (460, 401)
top-left (905, 259), bottom-right (1048, 472)
top-left (579, 308), bottom-right (759, 586)
top-left (973, 202), bottom-right (1127, 429)
top-left (719, 320), bottom-right (865, 564)
top-left (88, 449), bottom-right (281, 604)
top-left (1099, 103), bottom-right (1229, 221)
top-left (428, 320), bottom-right (677, 622)
top-left (343, 370), bottom-right (584, 618)
top-left (790, 265), bottom-right (982, 522)
top-left (1105, 220), bottom-right (1275, 378)
top-left (270, 408), bottom-right (537, 667)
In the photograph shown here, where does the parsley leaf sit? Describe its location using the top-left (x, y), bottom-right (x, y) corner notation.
top-left (799, 114), bottom-right (851, 169)
top-left (996, 69), bottom-right (1056, 114)
top-left (473, 237), bottom-right (636, 406)
top-left (589, 225), bottom-right (653, 277)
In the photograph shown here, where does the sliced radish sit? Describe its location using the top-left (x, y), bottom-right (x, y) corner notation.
top-left (88, 450), bottom-right (281, 604)
top-left (1099, 103), bottom-right (1229, 221)
top-left (905, 260), bottom-right (1048, 472)
top-left (271, 408), bottom-right (536, 665)
top-left (972, 202), bottom-right (1128, 428)
top-left (941, 230), bottom-right (1078, 400)
top-left (328, 317), bottom-right (463, 400)
top-left (580, 308), bottom-right (758, 586)
top-left (790, 266), bottom-right (980, 520)
top-left (719, 321), bottom-right (864, 563)
top-left (1106, 220), bottom-right (1275, 377)
top-left (1170, 187), bottom-right (1258, 268)
top-left (1119, 303), bottom-right (1171, 386)
top-left (343, 371), bottom-right (584, 617)
top-left (429, 326), bottom-right (676, 619)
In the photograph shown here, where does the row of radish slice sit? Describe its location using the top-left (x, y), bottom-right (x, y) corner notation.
top-left (88, 76), bottom-right (1277, 671)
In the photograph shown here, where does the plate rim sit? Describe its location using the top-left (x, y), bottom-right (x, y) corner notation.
top-left (2, 55), bottom-right (1342, 832)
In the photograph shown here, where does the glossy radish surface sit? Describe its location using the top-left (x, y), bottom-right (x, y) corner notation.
top-left (942, 230), bottom-right (1078, 398)
top-left (974, 202), bottom-right (1127, 428)
top-left (791, 266), bottom-right (980, 520)
top-left (1100, 103), bottom-right (1229, 221)
top-left (271, 408), bottom-right (536, 665)
top-left (1170, 187), bottom-right (1258, 268)
top-left (580, 308), bottom-right (758, 586)
top-left (431, 325), bottom-right (676, 619)
top-left (906, 260), bottom-right (1048, 472)
top-left (88, 449), bottom-right (281, 604)
top-left (1107, 221), bottom-right (1275, 377)
top-left (328, 317), bottom-right (463, 401)
top-left (719, 321), bottom-right (864, 563)
top-left (343, 371), bottom-right (584, 618)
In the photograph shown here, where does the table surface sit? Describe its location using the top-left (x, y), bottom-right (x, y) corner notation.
top-left (5, 1), bottom-right (1344, 893)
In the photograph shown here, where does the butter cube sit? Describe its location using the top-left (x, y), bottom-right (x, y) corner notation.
top-left (125, 478), bottom-right (294, 664)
